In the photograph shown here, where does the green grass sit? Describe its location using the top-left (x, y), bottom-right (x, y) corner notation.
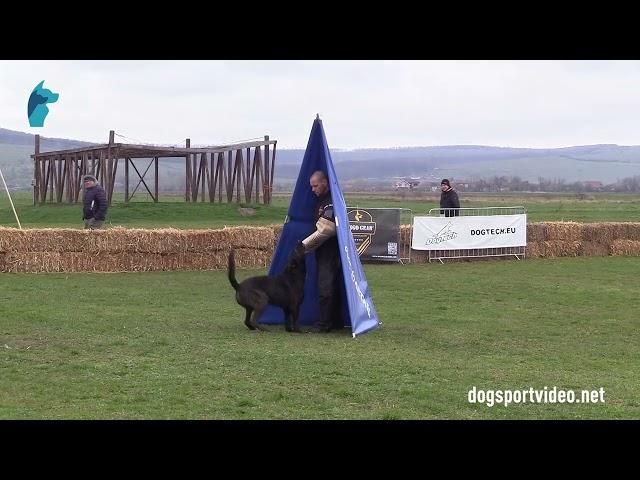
top-left (1, 191), bottom-right (639, 229)
top-left (1, 256), bottom-right (638, 419)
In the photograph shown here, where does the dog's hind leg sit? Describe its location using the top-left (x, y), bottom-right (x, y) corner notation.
top-left (244, 308), bottom-right (256, 330)
top-left (249, 308), bottom-right (269, 332)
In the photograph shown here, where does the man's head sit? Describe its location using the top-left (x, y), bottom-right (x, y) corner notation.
top-left (441, 179), bottom-right (451, 191)
top-left (310, 170), bottom-right (329, 197)
top-left (83, 175), bottom-right (97, 188)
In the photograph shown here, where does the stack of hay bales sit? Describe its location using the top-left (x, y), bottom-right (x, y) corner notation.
top-left (396, 222), bottom-right (640, 260)
top-left (526, 222), bottom-right (640, 258)
top-left (0, 226), bottom-right (274, 273)
top-left (527, 222), bottom-right (582, 258)
top-left (598, 223), bottom-right (640, 256)
top-left (2, 221), bottom-right (640, 272)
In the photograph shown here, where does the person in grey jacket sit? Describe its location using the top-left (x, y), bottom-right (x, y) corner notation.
top-left (82, 175), bottom-right (108, 229)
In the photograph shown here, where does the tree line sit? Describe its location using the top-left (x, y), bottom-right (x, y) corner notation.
top-left (459, 175), bottom-right (640, 193)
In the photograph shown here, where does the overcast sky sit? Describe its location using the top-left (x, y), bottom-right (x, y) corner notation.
top-left (2, 60), bottom-right (640, 150)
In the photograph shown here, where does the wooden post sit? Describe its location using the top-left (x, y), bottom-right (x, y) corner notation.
top-left (155, 156), bottom-right (159, 203)
top-left (200, 153), bottom-right (206, 202)
top-left (209, 152), bottom-right (215, 202)
top-left (264, 136), bottom-right (270, 204)
top-left (106, 131), bottom-right (114, 205)
top-left (191, 147), bottom-right (199, 202)
top-left (33, 135), bottom-right (40, 205)
top-left (99, 150), bottom-right (106, 192)
top-left (226, 150), bottom-right (233, 202)
top-left (203, 152), bottom-right (210, 202)
top-left (245, 147), bottom-right (251, 202)
top-left (110, 145), bottom-right (119, 204)
top-left (235, 149), bottom-right (242, 203)
top-left (65, 155), bottom-right (71, 203)
top-left (270, 140), bottom-right (277, 204)
top-left (217, 152), bottom-right (224, 203)
top-left (125, 157), bottom-right (129, 202)
top-left (185, 138), bottom-right (191, 202)
top-left (48, 157), bottom-right (54, 203)
top-left (254, 146), bottom-right (262, 204)
top-left (77, 152), bottom-right (86, 202)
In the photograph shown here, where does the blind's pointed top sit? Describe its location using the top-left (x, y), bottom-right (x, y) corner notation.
top-left (316, 113), bottom-right (320, 120)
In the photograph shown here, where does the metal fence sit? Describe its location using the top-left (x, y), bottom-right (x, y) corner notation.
top-left (424, 206), bottom-right (526, 263)
top-left (399, 208), bottom-right (413, 264)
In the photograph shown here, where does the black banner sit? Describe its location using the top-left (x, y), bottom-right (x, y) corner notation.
top-left (347, 208), bottom-right (401, 261)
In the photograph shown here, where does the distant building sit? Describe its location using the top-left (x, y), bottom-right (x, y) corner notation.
top-left (395, 179), bottom-right (411, 189)
top-left (583, 181), bottom-right (603, 191)
top-left (394, 177), bottom-right (420, 190)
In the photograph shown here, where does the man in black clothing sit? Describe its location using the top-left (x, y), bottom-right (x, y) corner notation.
top-left (82, 174), bottom-right (108, 229)
top-left (439, 178), bottom-right (460, 217)
top-left (302, 170), bottom-right (343, 332)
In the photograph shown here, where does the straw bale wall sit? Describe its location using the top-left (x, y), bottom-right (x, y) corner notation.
top-left (0, 226), bottom-right (274, 273)
top-left (1, 222), bottom-right (639, 272)
top-left (400, 222), bottom-right (640, 260)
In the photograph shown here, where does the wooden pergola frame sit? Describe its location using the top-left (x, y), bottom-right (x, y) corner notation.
top-left (31, 131), bottom-right (277, 205)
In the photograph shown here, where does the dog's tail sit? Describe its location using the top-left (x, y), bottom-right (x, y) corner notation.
top-left (228, 249), bottom-right (240, 290)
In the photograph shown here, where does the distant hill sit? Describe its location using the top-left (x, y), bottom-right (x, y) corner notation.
top-left (0, 128), bottom-right (98, 190)
top-left (1, 127), bottom-right (640, 190)
top-left (275, 144), bottom-right (640, 185)
top-left (0, 127), bottom-right (96, 150)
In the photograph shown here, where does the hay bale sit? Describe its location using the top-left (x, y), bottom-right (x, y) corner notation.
top-left (0, 226), bottom-right (276, 256)
top-left (579, 241), bottom-right (610, 257)
top-left (400, 225), bottom-right (412, 248)
top-left (53, 249), bottom-right (273, 273)
top-left (0, 228), bottom-right (95, 253)
top-left (610, 240), bottom-right (640, 256)
top-left (540, 240), bottom-right (581, 257)
top-left (526, 241), bottom-right (543, 258)
top-left (625, 223), bottom-right (640, 241)
top-left (0, 227), bottom-right (35, 252)
top-left (3, 252), bottom-right (62, 273)
top-left (527, 223), bottom-right (546, 242)
top-left (181, 226), bottom-right (274, 251)
top-left (95, 228), bottom-right (186, 254)
top-left (544, 222), bottom-right (583, 241)
top-left (271, 224), bottom-right (284, 247)
top-left (581, 222), bottom-right (633, 243)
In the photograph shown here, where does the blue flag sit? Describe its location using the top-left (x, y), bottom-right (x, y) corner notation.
top-left (260, 116), bottom-right (380, 337)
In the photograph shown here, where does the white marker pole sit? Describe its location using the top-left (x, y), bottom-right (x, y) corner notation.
top-left (0, 167), bottom-right (23, 229)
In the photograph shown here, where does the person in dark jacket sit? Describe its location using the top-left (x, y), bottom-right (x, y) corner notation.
top-left (439, 178), bottom-right (460, 217)
top-left (302, 170), bottom-right (343, 333)
top-left (82, 174), bottom-right (108, 229)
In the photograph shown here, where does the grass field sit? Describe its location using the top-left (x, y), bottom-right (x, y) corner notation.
top-left (1, 256), bottom-right (638, 419)
top-left (1, 191), bottom-right (639, 228)
top-left (1, 190), bottom-right (638, 419)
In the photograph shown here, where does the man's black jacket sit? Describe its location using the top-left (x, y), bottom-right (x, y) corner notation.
top-left (83, 184), bottom-right (108, 220)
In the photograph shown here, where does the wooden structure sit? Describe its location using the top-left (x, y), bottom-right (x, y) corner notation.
top-left (31, 131), bottom-right (277, 205)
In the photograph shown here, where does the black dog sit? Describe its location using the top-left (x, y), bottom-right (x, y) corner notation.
top-left (228, 242), bottom-right (307, 332)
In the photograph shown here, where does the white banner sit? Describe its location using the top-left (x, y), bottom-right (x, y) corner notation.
top-left (412, 214), bottom-right (527, 250)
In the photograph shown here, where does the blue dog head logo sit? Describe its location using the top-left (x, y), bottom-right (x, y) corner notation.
top-left (28, 80), bottom-right (59, 127)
